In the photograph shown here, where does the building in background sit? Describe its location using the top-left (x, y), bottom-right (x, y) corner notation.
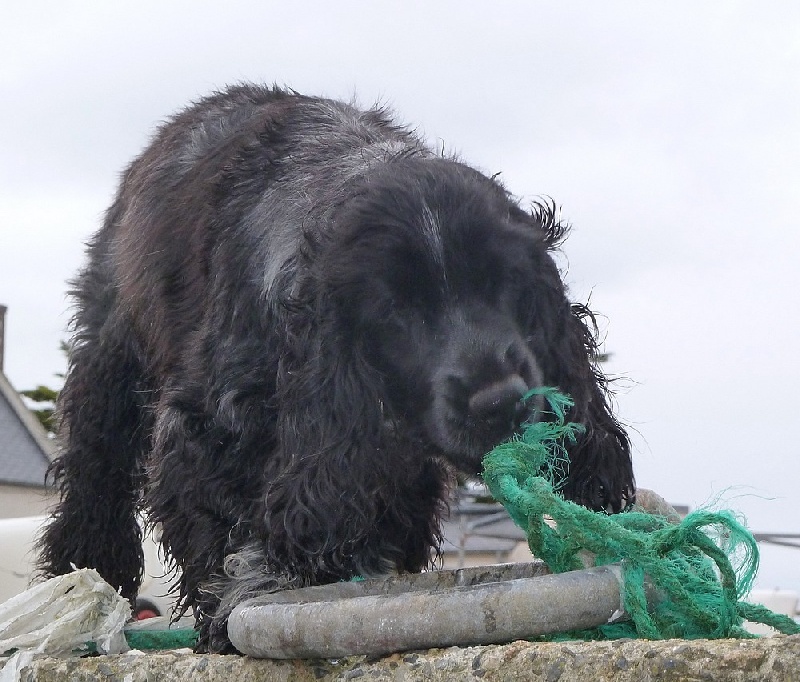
top-left (0, 305), bottom-right (55, 518)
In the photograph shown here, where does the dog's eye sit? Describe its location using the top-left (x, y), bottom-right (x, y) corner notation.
top-left (382, 307), bottom-right (406, 328)
top-left (366, 296), bottom-right (411, 330)
top-left (480, 269), bottom-right (518, 304)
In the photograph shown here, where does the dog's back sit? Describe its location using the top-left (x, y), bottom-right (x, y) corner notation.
top-left (97, 86), bottom-right (427, 376)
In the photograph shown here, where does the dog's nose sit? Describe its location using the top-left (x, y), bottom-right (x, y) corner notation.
top-left (468, 375), bottom-right (529, 426)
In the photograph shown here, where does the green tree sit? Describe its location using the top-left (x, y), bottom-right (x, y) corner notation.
top-left (20, 340), bottom-right (69, 436)
top-left (19, 384), bottom-right (58, 433)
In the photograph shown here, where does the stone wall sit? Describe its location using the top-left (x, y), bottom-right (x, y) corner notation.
top-left (13, 635), bottom-right (800, 682)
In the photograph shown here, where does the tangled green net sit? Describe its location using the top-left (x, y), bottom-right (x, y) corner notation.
top-left (482, 387), bottom-right (800, 640)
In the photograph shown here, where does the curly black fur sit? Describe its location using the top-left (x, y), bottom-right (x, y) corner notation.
top-left (36, 84), bottom-right (635, 652)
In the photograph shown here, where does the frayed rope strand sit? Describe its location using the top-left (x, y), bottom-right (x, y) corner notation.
top-left (482, 387), bottom-right (800, 639)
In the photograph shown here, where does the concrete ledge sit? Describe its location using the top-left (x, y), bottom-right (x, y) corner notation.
top-left (12, 635), bottom-right (800, 681)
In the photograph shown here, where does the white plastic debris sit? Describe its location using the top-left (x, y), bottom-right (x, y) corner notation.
top-left (0, 568), bottom-right (131, 682)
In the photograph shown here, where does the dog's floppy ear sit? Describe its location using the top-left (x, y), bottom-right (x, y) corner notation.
top-left (519, 201), bottom-right (634, 512)
top-left (552, 302), bottom-right (635, 512)
top-left (263, 302), bottom-right (414, 580)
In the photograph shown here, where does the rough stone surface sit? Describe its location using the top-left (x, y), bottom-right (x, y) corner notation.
top-left (7, 636), bottom-right (799, 681)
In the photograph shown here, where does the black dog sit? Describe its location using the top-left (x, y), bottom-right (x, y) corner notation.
top-left (37, 84), bottom-right (634, 652)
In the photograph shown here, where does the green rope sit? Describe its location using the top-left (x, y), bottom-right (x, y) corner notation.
top-left (482, 387), bottom-right (800, 640)
top-left (81, 627), bottom-right (199, 653)
top-left (124, 627), bottom-right (199, 651)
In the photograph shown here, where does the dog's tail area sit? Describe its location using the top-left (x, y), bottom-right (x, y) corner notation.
top-left (36, 247), bottom-right (151, 604)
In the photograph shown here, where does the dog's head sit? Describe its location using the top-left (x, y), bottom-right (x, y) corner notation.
top-left (271, 155), bottom-right (632, 577)
top-left (313, 158), bottom-right (574, 474)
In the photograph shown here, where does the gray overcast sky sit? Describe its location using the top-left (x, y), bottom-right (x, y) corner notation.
top-left (1, 2), bottom-right (798, 593)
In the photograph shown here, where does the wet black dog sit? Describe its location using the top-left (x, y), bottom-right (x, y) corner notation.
top-left (37, 84), bottom-right (634, 651)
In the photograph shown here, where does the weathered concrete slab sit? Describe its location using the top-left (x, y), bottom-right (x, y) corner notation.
top-left (11, 635), bottom-right (800, 681)
top-left (228, 562), bottom-right (635, 658)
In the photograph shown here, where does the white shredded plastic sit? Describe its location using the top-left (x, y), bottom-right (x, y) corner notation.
top-left (607, 562), bottom-right (628, 624)
top-left (0, 568), bottom-right (130, 682)
top-left (607, 608), bottom-right (625, 623)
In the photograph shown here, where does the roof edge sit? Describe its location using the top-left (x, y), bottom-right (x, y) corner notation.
top-left (0, 371), bottom-right (55, 462)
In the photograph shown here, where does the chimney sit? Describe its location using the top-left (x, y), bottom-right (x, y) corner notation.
top-left (0, 304), bottom-right (6, 373)
top-left (0, 303), bottom-right (8, 372)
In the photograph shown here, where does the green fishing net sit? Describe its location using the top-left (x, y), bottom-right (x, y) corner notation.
top-left (482, 387), bottom-right (800, 639)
